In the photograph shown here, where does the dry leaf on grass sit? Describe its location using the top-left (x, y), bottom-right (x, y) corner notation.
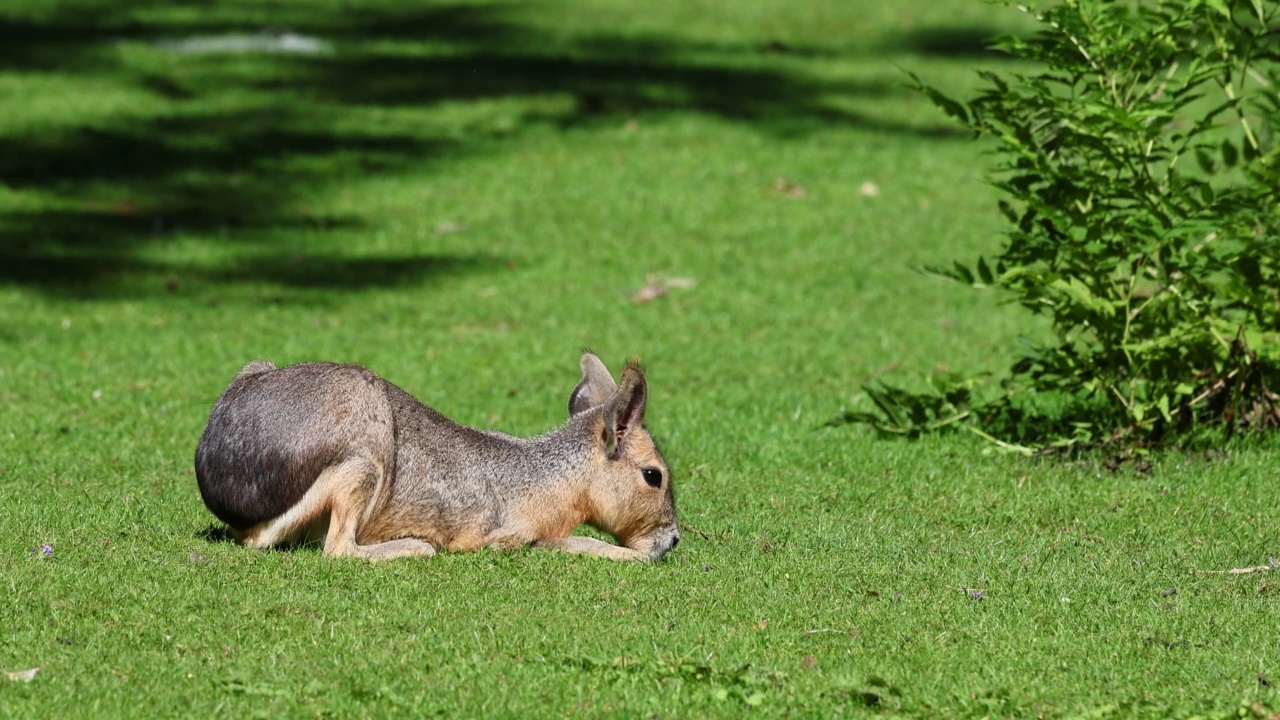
top-left (5, 668), bottom-right (39, 682)
top-left (679, 523), bottom-right (729, 541)
top-left (632, 275), bottom-right (696, 304)
top-left (859, 181), bottom-right (881, 197)
top-left (1192, 557), bottom-right (1280, 575)
top-left (632, 281), bottom-right (666, 304)
top-left (771, 176), bottom-right (806, 198)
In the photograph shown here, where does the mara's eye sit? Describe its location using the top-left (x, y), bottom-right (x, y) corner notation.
top-left (641, 468), bottom-right (663, 488)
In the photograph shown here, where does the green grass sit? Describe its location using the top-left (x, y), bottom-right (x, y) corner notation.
top-left (2, 0), bottom-right (1278, 717)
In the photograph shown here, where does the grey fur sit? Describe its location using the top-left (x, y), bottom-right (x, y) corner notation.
top-left (194, 353), bottom-right (679, 561)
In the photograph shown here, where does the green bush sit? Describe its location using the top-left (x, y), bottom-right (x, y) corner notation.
top-left (852, 0), bottom-right (1280, 450)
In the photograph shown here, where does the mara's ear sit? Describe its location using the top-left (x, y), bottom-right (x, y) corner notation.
top-left (569, 352), bottom-right (617, 416)
top-left (601, 362), bottom-right (647, 459)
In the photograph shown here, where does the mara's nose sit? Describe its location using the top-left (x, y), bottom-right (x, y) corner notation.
top-left (670, 534), bottom-right (680, 549)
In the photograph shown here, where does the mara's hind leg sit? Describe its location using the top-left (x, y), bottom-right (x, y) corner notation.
top-left (234, 464), bottom-right (354, 549)
top-left (322, 457), bottom-right (437, 562)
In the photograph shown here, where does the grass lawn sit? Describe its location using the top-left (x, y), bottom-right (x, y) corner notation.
top-left (2, 0), bottom-right (1278, 716)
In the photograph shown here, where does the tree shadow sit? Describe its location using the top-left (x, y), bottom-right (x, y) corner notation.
top-left (0, 1), bottom-right (984, 297)
top-left (0, 208), bottom-right (496, 299)
top-left (888, 26), bottom-right (1015, 60)
top-left (0, 109), bottom-right (488, 298)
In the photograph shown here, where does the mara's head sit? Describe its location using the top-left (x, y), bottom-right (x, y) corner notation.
top-left (569, 352), bottom-right (679, 560)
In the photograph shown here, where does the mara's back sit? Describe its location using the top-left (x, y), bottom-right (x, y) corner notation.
top-left (365, 381), bottom-right (554, 547)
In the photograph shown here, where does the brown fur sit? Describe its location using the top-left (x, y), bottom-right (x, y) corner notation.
top-left (194, 353), bottom-right (679, 562)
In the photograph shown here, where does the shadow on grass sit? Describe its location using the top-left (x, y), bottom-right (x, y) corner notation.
top-left (889, 26), bottom-right (1015, 60)
top-left (0, 108), bottom-right (490, 298)
top-left (0, 215), bottom-right (495, 299)
top-left (0, 1), bottom-right (998, 297)
top-left (197, 524), bottom-right (235, 544)
top-left (196, 523), bottom-right (325, 552)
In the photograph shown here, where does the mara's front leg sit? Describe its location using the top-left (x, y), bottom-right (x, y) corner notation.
top-left (537, 535), bottom-right (646, 561)
top-left (350, 537), bottom-right (437, 562)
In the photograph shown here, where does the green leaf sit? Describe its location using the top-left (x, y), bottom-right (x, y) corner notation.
top-left (1049, 277), bottom-right (1114, 315)
top-left (1236, 255), bottom-right (1263, 288)
top-left (908, 71), bottom-right (971, 124)
top-left (977, 257), bottom-right (995, 285)
top-left (864, 384), bottom-right (910, 431)
top-left (1194, 147), bottom-right (1215, 174)
top-left (998, 200), bottom-right (1018, 223)
top-left (1193, 0), bottom-right (1231, 19)
top-left (1221, 139), bottom-right (1238, 168)
top-left (1196, 183), bottom-right (1213, 207)
top-left (1249, 0), bottom-right (1266, 23)
top-left (920, 264), bottom-right (981, 286)
top-left (1241, 134), bottom-right (1261, 161)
